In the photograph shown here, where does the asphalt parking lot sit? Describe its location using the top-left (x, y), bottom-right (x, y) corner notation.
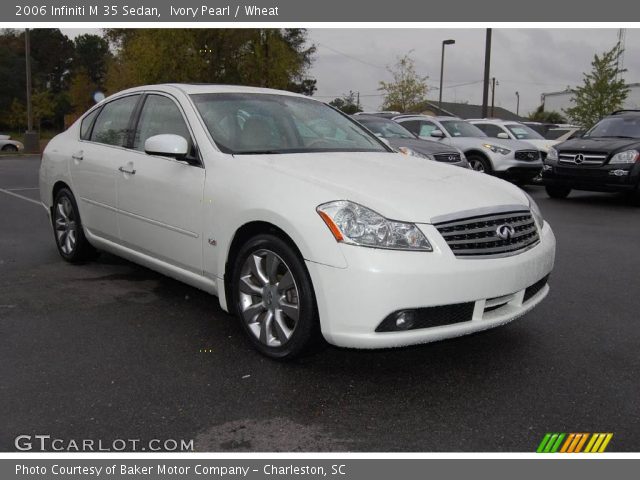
top-left (1, 154), bottom-right (639, 452)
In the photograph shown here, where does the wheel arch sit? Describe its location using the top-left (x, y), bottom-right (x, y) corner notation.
top-left (464, 149), bottom-right (493, 168)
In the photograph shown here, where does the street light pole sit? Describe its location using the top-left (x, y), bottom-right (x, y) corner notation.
top-left (438, 39), bottom-right (455, 108)
top-left (23, 28), bottom-right (39, 154)
top-left (515, 91), bottom-right (520, 116)
top-left (490, 77), bottom-right (498, 118)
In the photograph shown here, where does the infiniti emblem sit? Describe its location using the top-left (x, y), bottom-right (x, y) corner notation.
top-left (574, 154), bottom-right (585, 164)
top-left (448, 155), bottom-right (455, 161)
top-left (496, 224), bottom-right (516, 241)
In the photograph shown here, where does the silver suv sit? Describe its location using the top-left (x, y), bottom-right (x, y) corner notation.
top-left (393, 115), bottom-right (543, 181)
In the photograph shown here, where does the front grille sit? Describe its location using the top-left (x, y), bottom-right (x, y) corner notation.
top-left (524, 275), bottom-right (550, 302)
top-left (554, 166), bottom-right (608, 178)
top-left (558, 152), bottom-right (607, 166)
top-left (433, 152), bottom-right (462, 163)
top-left (515, 150), bottom-right (540, 161)
top-left (435, 210), bottom-right (540, 258)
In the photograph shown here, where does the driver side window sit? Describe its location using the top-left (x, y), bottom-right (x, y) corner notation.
top-left (417, 122), bottom-right (437, 137)
top-left (132, 95), bottom-right (193, 153)
top-left (476, 123), bottom-right (504, 138)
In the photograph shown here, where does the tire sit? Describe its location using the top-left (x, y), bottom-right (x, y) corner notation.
top-left (2, 144), bottom-right (18, 153)
top-left (467, 154), bottom-right (492, 174)
top-left (231, 234), bottom-right (320, 360)
top-left (545, 185), bottom-right (571, 199)
top-left (52, 188), bottom-right (97, 263)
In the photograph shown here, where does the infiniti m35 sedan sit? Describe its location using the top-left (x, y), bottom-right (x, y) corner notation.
top-left (39, 84), bottom-right (555, 359)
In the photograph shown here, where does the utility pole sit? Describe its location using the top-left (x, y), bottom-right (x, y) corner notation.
top-left (515, 91), bottom-right (520, 116)
top-left (356, 91), bottom-right (360, 112)
top-left (490, 77), bottom-right (497, 118)
top-left (23, 28), bottom-right (39, 154)
top-left (481, 29), bottom-right (492, 118)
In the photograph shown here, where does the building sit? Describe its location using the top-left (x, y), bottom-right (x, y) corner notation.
top-left (418, 101), bottom-right (526, 121)
top-left (542, 83), bottom-right (640, 113)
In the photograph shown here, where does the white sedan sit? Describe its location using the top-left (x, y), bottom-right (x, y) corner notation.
top-left (39, 84), bottom-right (556, 359)
top-left (0, 135), bottom-right (24, 153)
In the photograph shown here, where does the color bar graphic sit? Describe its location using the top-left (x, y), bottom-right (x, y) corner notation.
top-left (537, 433), bottom-right (613, 453)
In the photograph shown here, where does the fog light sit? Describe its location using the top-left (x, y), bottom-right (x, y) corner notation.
top-left (609, 169), bottom-right (629, 177)
top-left (395, 311), bottom-right (415, 330)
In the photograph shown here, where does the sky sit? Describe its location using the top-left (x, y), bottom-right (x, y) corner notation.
top-left (61, 28), bottom-right (639, 115)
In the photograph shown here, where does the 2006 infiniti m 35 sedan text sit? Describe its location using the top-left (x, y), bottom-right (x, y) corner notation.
top-left (39, 84), bottom-right (556, 359)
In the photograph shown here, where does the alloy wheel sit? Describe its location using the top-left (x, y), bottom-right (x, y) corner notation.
top-left (238, 249), bottom-right (300, 347)
top-left (54, 196), bottom-right (78, 255)
top-left (470, 159), bottom-right (485, 172)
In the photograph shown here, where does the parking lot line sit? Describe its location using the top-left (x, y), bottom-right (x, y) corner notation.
top-left (0, 187), bottom-right (42, 206)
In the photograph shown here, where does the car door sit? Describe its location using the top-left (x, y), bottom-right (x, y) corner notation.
top-left (71, 94), bottom-right (141, 242)
top-left (116, 93), bottom-right (205, 274)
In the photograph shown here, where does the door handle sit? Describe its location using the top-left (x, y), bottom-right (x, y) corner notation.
top-left (118, 166), bottom-right (136, 175)
top-left (71, 152), bottom-right (83, 161)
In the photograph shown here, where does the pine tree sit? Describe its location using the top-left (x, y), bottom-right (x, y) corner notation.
top-left (565, 43), bottom-right (629, 128)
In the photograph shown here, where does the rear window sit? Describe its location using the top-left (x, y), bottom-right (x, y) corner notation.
top-left (80, 108), bottom-right (100, 140)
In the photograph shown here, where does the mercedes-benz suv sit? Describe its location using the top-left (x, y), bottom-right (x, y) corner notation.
top-left (542, 110), bottom-right (640, 198)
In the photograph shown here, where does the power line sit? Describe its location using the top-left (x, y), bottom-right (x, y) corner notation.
top-left (316, 43), bottom-right (387, 70)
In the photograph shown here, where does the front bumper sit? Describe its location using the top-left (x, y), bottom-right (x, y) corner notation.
top-left (492, 157), bottom-right (543, 180)
top-left (306, 222), bottom-right (555, 349)
top-left (542, 162), bottom-right (640, 192)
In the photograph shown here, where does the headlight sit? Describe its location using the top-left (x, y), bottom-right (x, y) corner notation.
top-left (483, 143), bottom-right (511, 155)
top-left (546, 147), bottom-right (558, 161)
top-left (317, 201), bottom-right (433, 251)
top-left (523, 192), bottom-right (544, 230)
top-left (610, 149), bottom-right (639, 164)
top-left (397, 146), bottom-right (433, 160)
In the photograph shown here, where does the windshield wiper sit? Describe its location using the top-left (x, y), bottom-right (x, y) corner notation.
top-left (233, 150), bottom-right (286, 155)
top-left (592, 135), bottom-right (637, 139)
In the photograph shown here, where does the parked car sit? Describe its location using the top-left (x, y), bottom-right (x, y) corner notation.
top-left (542, 110), bottom-right (640, 198)
top-left (0, 135), bottom-right (24, 153)
top-left (353, 114), bottom-right (469, 168)
top-left (393, 115), bottom-right (543, 181)
top-left (469, 119), bottom-right (558, 159)
top-left (39, 84), bottom-right (555, 359)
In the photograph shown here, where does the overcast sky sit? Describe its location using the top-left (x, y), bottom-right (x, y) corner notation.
top-left (62, 28), bottom-right (639, 115)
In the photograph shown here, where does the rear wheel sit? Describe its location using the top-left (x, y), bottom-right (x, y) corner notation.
top-left (52, 188), bottom-right (97, 262)
top-left (545, 185), bottom-right (571, 199)
top-left (467, 154), bottom-right (492, 174)
top-left (2, 144), bottom-right (18, 153)
top-left (231, 234), bottom-right (320, 360)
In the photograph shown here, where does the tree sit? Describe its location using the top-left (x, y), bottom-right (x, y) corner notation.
top-left (68, 69), bottom-right (98, 114)
top-left (378, 53), bottom-right (428, 112)
top-left (529, 105), bottom-right (566, 124)
top-left (104, 29), bottom-right (316, 95)
top-left (564, 43), bottom-right (629, 128)
top-left (73, 34), bottom-right (110, 86)
top-left (329, 91), bottom-right (361, 114)
top-left (32, 90), bottom-right (55, 130)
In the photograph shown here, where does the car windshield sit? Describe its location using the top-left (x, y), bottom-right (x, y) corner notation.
top-left (505, 124), bottom-right (545, 140)
top-left (357, 118), bottom-right (416, 139)
top-left (545, 129), bottom-right (570, 140)
top-left (440, 120), bottom-right (487, 138)
top-left (584, 116), bottom-right (640, 139)
top-left (190, 93), bottom-right (388, 154)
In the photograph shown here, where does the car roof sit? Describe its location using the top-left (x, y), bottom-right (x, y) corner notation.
top-left (393, 114), bottom-right (460, 122)
top-left (468, 118), bottom-right (523, 125)
top-left (105, 83), bottom-right (309, 100)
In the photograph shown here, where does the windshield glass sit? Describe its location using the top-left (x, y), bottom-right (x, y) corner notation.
top-left (584, 116), bottom-right (640, 139)
top-left (506, 123), bottom-right (544, 140)
top-left (357, 118), bottom-right (416, 139)
top-left (190, 93), bottom-right (388, 154)
top-left (440, 120), bottom-right (487, 138)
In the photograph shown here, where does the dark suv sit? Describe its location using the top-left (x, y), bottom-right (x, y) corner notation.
top-left (542, 110), bottom-right (640, 198)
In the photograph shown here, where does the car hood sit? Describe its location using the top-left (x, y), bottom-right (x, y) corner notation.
top-left (556, 137), bottom-right (640, 153)
top-left (385, 138), bottom-right (459, 155)
top-left (521, 139), bottom-right (558, 151)
top-left (242, 151), bottom-right (528, 223)
top-left (446, 136), bottom-right (535, 152)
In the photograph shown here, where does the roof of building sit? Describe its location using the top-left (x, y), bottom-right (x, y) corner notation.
top-left (417, 101), bottom-right (526, 122)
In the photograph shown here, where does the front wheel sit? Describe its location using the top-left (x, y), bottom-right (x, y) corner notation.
top-left (545, 185), bottom-right (571, 199)
top-left (231, 234), bottom-right (320, 360)
top-left (467, 154), bottom-right (492, 174)
top-left (2, 144), bottom-right (19, 153)
top-left (52, 188), bottom-right (97, 262)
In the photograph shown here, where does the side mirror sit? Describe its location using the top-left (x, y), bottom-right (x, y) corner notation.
top-left (497, 132), bottom-right (509, 139)
top-left (430, 130), bottom-right (445, 139)
top-left (144, 134), bottom-right (189, 159)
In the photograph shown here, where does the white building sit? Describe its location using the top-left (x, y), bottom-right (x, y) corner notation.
top-left (542, 83), bottom-right (640, 113)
